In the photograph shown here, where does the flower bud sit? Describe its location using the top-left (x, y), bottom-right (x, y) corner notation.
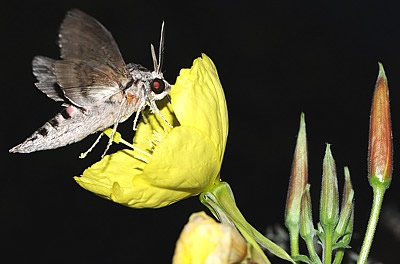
top-left (300, 184), bottom-right (315, 240)
top-left (285, 113), bottom-right (308, 229)
top-left (172, 212), bottom-right (247, 264)
top-left (368, 63), bottom-right (393, 189)
top-left (320, 144), bottom-right (339, 228)
top-left (333, 167), bottom-right (354, 241)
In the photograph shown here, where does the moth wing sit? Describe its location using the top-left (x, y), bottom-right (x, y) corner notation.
top-left (54, 59), bottom-right (125, 107)
top-left (32, 56), bottom-right (65, 102)
top-left (58, 9), bottom-right (130, 79)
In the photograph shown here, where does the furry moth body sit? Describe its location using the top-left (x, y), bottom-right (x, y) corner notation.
top-left (9, 9), bottom-right (170, 154)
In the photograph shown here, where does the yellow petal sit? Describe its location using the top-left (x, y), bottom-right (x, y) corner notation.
top-left (170, 54), bottom-right (229, 162)
top-left (141, 126), bottom-right (219, 189)
top-left (75, 126), bottom-right (219, 208)
top-left (173, 212), bottom-right (247, 264)
top-left (74, 150), bottom-right (144, 200)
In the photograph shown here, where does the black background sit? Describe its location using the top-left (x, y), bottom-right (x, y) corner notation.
top-left (2, 0), bottom-right (400, 263)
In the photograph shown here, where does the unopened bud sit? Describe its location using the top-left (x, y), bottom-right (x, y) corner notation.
top-left (300, 184), bottom-right (315, 240)
top-left (333, 167), bottom-right (354, 241)
top-left (320, 144), bottom-right (339, 228)
top-left (368, 63), bottom-right (393, 189)
top-left (285, 113), bottom-right (308, 229)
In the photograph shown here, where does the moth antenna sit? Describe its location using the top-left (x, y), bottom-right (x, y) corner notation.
top-left (151, 44), bottom-right (158, 72)
top-left (157, 21), bottom-right (165, 73)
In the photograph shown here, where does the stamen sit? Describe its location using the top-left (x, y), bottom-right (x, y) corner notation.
top-left (132, 154), bottom-right (149, 164)
top-left (102, 128), bottom-right (152, 158)
top-left (119, 138), bottom-right (152, 158)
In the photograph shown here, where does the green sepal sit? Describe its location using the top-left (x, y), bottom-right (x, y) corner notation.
top-left (292, 254), bottom-right (312, 264)
top-left (334, 230), bottom-right (352, 245)
top-left (369, 176), bottom-right (392, 191)
top-left (332, 242), bottom-right (351, 250)
top-left (316, 223), bottom-right (324, 241)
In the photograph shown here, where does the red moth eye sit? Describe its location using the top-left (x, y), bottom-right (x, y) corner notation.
top-left (150, 78), bottom-right (165, 94)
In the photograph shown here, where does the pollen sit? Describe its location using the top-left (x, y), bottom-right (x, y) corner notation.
top-left (148, 129), bottom-right (168, 151)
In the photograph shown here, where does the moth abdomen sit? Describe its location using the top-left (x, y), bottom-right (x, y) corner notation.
top-left (9, 105), bottom-right (107, 153)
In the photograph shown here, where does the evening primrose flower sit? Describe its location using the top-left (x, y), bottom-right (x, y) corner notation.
top-left (172, 212), bottom-right (247, 264)
top-left (74, 54), bottom-right (228, 208)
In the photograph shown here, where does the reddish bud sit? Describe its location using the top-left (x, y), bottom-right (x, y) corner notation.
top-left (285, 113), bottom-right (308, 229)
top-left (368, 63), bottom-right (393, 188)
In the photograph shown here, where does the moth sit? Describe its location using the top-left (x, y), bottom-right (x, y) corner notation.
top-left (9, 9), bottom-right (171, 156)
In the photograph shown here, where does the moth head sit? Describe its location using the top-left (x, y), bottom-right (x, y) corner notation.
top-left (149, 75), bottom-right (171, 100)
top-left (148, 21), bottom-right (170, 101)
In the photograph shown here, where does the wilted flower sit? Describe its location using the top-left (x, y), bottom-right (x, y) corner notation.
top-left (172, 212), bottom-right (247, 264)
top-left (74, 54), bottom-right (229, 208)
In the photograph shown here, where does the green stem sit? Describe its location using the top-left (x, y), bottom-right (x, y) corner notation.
top-left (305, 238), bottom-right (322, 264)
top-left (288, 226), bottom-right (300, 258)
top-left (333, 249), bottom-right (344, 264)
top-left (323, 227), bottom-right (333, 264)
top-left (356, 185), bottom-right (386, 264)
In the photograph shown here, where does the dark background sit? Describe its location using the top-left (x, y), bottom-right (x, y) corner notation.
top-left (2, 0), bottom-right (400, 263)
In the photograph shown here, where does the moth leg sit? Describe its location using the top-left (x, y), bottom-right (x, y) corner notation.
top-left (79, 132), bottom-right (104, 159)
top-left (101, 97), bottom-right (127, 158)
top-left (133, 99), bottom-right (147, 130)
top-left (150, 100), bottom-right (173, 129)
top-left (101, 121), bottom-right (119, 158)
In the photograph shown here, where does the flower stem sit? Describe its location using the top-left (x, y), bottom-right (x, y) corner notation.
top-left (356, 185), bottom-right (386, 264)
top-left (288, 226), bottom-right (300, 258)
top-left (323, 227), bottom-right (333, 264)
top-left (305, 237), bottom-right (322, 264)
top-left (333, 249), bottom-right (345, 264)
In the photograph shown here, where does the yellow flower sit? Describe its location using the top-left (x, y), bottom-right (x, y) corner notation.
top-left (74, 54), bottom-right (229, 208)
top-left (172, 212), bottom-right (247, 264)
